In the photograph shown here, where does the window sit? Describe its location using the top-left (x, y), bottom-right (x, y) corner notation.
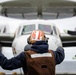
top-left (22, 24), bottom-right (35, 34)
top-left (38, 24), bottom-right (52, 34)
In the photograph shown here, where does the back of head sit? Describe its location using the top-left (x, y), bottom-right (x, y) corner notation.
top-left (27, 30), bottom-right (46, 44)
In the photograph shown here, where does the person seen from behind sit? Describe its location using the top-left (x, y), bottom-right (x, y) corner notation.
top-left (0, 30), bottom-right (65, 75)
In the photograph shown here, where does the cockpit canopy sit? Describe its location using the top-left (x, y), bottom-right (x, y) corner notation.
top-left (21, 24), bottom-right (53, 35)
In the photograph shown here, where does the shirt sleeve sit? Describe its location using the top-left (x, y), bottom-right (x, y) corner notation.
top-left (53, 46), bottom-right (65, 65)
top-left (0, 52), bottom-right (26, 70)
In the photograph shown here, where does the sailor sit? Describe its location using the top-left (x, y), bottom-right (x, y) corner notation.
top-left (0, 30), bottom-right (65, 75)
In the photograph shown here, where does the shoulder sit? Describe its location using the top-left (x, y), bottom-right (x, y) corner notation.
top-left (17, 52), bottom-right (26, 58)
top-left (24, 44), bottom-right (32, 51)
